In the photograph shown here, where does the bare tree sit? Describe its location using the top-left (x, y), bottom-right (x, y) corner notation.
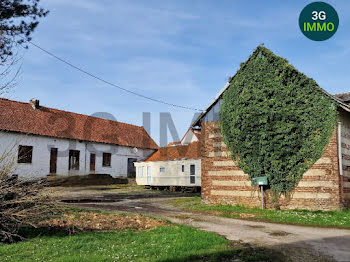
top-left (0, 54), bottom-right (21, 96)
top-left (0, 147), bottom-right (56, 243)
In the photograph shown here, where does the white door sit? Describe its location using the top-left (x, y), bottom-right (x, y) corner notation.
top-left (147, 166), bottom-right (152, 185)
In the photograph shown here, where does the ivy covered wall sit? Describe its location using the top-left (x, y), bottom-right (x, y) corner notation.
top-left (220, 46), bottom-right (337, 195)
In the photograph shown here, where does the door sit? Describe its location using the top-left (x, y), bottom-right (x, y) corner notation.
top-left (50, 148), bottom-right (58, 174)
top-left (190, 164), bottom-right (195, 184)
top-left (90, 153), bottom-right (96, 172)
top-left (147, 166), bottom-right (152, 185)
top-left (127, 158), bottom-right (137, 178)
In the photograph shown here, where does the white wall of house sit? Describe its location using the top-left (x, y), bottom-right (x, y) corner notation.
top-left (135, 159), bottom-right (201, 187)
top-left (0, 131), bottom-right (155, 178)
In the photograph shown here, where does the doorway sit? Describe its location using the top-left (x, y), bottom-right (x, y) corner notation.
top-left (90, 153), bottom-right (96, 172)
top-left (50, 148), bottom-right (58, 174)
top-left (127, 158), bottom-right (137, 178)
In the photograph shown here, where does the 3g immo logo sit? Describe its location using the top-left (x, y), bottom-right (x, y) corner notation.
top-left (299, 2), bottom-right (339, 41)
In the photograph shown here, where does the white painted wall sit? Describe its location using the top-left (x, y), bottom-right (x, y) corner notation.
top-left (180, 129), bottom-right (199, 145)
top-left (135, 159), bottom-right (201, 187)
top-left (0, 131), bottom-right (155, 178)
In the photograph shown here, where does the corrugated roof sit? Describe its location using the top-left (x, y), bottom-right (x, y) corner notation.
top-left (0, 98), bottom-right (158, 150)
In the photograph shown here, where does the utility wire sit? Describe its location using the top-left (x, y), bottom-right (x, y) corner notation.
top-left (23, 39), bottom-right (203, 112)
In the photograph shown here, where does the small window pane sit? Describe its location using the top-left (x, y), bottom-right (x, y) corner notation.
top-left (103, 153), bottom-right (111, 167)
top-left (190, 176), bottom-right (195, 184)
top-left (160, 167), bottom-right (165, 173)
top-left (181, 165), bottom-right (184, 172)
top-left (18, 145), bottom-right (33, 163)
top-left (190, 164), bottom-right (195, 175)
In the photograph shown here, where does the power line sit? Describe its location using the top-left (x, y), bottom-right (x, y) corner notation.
top-left (23, 39), bottom-right (203, 112)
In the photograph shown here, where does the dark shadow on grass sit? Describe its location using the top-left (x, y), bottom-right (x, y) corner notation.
top-left (159, 246), bottom-right (286, 262)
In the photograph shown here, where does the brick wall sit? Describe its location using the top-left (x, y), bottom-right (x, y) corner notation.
top-left (340, 110), bottom-right (350, 208)
top-left (201, 121), bottom-right (342, 210)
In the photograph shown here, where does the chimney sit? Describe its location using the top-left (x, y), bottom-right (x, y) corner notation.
top-left (29, 99), bottom-right (40, 110)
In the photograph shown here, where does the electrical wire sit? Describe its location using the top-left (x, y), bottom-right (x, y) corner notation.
top-left (23, 39), bottom-right (203, 112)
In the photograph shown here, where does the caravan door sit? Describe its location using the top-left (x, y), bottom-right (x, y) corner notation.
top-left (147, 166), bottom-right (152, 185)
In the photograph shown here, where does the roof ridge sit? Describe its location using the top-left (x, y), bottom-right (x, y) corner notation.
top-left (0, 97), bottom-right (144, 129)
top-left (0, 97), bottom-right (159, 149)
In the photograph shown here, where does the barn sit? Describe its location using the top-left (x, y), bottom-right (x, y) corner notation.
top-left (192, 49), bottom-right (350, 210)
top-left (0, 98), bottom-right (158, 178)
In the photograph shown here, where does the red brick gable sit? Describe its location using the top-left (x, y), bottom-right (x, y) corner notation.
top-left (0, 98), bottom-right (158, 150)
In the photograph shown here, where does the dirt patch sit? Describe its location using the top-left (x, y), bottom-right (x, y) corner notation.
top-left (246, 225), bottom-right (266, 229)
top-left (269, 230), bottom-right (291, 237)
top-left (39, 212), bottom-right (168, 231)
top-left (48, 174), bottom-right (128, 186)
top-left (173, 215), bottom-right (204, 222)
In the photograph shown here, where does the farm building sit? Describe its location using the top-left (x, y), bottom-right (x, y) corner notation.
top-left (192, 48), bottom-right (350, 210)
top-left (0, 98), bottom-right (158, 178)
top-left (135, 128), bottom-right (201, 190)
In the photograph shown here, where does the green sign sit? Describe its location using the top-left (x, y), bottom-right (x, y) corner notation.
top-left (251, 177), bottom-right (268, 186)
top-left (299, 2), bottom-right (339, 41)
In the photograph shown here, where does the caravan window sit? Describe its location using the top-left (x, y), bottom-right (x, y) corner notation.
top-left (138, 166), bottom-right (144, 177)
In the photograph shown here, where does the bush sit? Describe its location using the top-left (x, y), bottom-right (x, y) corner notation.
top-left (220, 46), bottom-right (337, 195)
top-left (0, 155), bottom-right (55, 243)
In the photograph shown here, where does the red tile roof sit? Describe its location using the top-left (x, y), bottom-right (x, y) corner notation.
top-left (145, 142), bottom-right (200, 162)
top-left (0, 98), bottom-right (158, 150)
top-left (168, 141), bottom-right (181, 146)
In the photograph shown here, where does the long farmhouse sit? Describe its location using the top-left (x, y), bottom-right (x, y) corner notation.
top-left (0, 98), bottom-right (158, 178)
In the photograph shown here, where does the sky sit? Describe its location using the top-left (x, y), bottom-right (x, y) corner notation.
top-left (3, 0), bottom-right (350, 146)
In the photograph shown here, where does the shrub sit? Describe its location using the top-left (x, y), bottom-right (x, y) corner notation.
top-left (0, 153), bottom-right (55, 243)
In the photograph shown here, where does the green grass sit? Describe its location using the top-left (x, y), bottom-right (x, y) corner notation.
top-left (0, 225), bottom-right (282, 262)
top-left (168, 197), bottom-right (350, 229)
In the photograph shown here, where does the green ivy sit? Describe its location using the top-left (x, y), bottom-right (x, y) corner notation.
top-left (220, 46), bottom-right (337, 195)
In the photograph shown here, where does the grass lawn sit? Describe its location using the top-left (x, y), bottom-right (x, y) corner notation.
top-left (0, 208), bottom-right (284, 262)
top-left (0, 225), bottom-right (283, 262)
top-left (168, 197), bottom-right (350, 229)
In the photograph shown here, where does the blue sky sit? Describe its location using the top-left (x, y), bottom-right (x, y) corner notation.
top-left (4, 0), bottom-right (350, 145)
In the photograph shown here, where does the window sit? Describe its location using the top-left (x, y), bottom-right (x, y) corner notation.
top-left (69, 150), bottom-right (80, 170)
top-left (190, 164), bottom-right (195, 184)
top-left (103, 153), bottom-right (111, 167)
top-left (138, 166), bottom-right (144, 177)
top-left (160, 167), bottom-right (165, 173)
top-left (181, 165), bottom-right (185, 172)
top-left (18, 145), bottom-right (33, 163)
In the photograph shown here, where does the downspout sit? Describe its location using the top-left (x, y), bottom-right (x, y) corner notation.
top-left (338, 121), bottom-right (344, 207)
top-left (85, 142), bottom-right (88, 175)
top-left (338, 122), bottom-right (343, 176)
